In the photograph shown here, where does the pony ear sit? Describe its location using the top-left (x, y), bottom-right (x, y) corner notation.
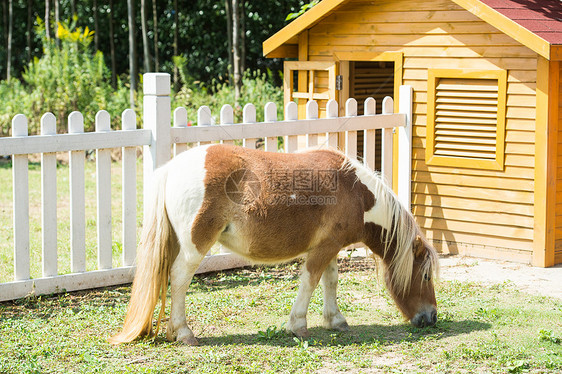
top-left (414, 235), bottom-right (425, 257)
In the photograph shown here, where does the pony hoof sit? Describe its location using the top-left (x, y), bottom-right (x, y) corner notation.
top-left (166, 331), bottom-right (175, 342)
top-left (332, 321), bottom-right (350, 332)
top-left (178, 336), bottom-right (199, 346)
top-left (292, 327), bottom-right (310, 338)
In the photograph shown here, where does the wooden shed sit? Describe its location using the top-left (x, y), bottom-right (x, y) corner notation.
top-left (263, 0), bottom-right (562, 267)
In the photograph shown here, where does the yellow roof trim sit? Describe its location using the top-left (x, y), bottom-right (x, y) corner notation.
top-left (449, 0), bottom-right (551, 59)
top-left (551, 46), bottom-right (562, 61)
top-left (263, 0), bottom-right (558, 60)
top-left (263, 0), bottom-right (348, 57)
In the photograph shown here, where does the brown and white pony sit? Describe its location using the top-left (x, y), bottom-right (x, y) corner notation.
top-left (109, 144), bottom-right (439, 345)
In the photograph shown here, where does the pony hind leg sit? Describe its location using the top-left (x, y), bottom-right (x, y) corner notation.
top-left (321, 257), bottom-right (349, 332)
top-left (166, 241), bottom-right (208, 345)
top-left (286, 242), bottom-right (342, 338)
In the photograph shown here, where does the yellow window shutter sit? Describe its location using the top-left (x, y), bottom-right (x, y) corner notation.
top-left (426, 69), bottom-right (507, 171)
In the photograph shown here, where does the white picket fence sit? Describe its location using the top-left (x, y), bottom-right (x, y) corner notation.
top-left (0, 73), bottom-right (413, 302)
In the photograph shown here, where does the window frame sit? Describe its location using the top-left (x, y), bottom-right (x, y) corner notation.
top-left (425, 69), bottom-right (507, 171)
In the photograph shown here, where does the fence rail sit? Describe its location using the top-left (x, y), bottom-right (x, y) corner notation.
top-left (0, 72), bottom-right (412, 302)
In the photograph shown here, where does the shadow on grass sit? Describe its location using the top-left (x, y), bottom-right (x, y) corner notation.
top-left (154, 320), bottom-right (491, 348)
top-left (190, 257), bottom-right (377, 292)
top-left (0, 285), bottom-right (132, 322)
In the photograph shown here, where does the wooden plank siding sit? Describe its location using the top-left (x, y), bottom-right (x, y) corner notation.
top-left (554, 64), bottom-right (562, 264)
top-left (305, 0), bottom-right (537, 262)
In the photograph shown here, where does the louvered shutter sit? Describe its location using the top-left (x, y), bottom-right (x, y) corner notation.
top-left (426, 70), bottom-right (507, 170)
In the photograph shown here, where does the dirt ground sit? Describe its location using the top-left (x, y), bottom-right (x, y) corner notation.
top-left (347, 248), bottom-right (562, 300)
top-left (438, 255), bottom-right (562, 300)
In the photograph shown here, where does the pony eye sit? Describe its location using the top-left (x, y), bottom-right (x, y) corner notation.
top-left (423, 273), bottom-right (431, 281)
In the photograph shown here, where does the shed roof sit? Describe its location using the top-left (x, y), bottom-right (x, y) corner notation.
top-left (263, 0), bottom-right (562, 60)
top-left (480, 0), bottom-right (562, 44)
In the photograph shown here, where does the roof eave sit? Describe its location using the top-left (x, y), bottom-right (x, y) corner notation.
top-left (449, 0), bottom-right (551, 60)
top-left (262, 0), bottom-right (349, 58)
top-left (551, 45), bottom-right (562, 61)
top-left (263, 0), bottom-right (556, 60)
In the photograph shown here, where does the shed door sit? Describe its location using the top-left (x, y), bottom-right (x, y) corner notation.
top-left (350, 61), bottom-right (395, 169)
top-left (283, 61), bottom-right (338, 119)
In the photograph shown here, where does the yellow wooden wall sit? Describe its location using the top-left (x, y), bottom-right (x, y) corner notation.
top-left (554, 64), bottom-right (562, 264)
top-left (305, 0), bottom-right (538, 262)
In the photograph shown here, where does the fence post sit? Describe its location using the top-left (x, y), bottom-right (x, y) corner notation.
top-left (220, 104), bottom-right (235, 146)
top-left (121, 109), bottom-right (137, 267)
top-left (381, 97), bottom-right (394, 186)
top-left (345, 98), bottom-right (358, 159)
top-left (95, 110), bottom-right (113, 270)
top-left (363, 97), bottom-right (376, 170)
top-left (12, 114), bottom-right (29, 281)
top-left (284, 102), bottom-right (298, 153)
top-left (243, 103), bottom-right (257, 149)
top-left (264, 102), bottom-right (278, 152)
top-left (398, 85), bottom-right (413, 211)
top-left (325, 99), bottom-right (339, 149)
top-left (143, 73), bottom-right (171, 218)
top-left (69, 111), bottom-right (86, 273)
top-left (305, 101), bottom-right (318, 147)
top-left (41, 113), bottom-right (57, 277)
top-left (173, 107), bottom-right (188, 155)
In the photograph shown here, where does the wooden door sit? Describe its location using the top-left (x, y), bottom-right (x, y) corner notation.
top-left (350, 61), bottom-right (395, 169)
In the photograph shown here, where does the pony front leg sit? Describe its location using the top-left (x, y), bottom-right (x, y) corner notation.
top-left (286, 268), bottom-right (320, 338)
top-left (166, 249), bottom-right (205, 345)
top-left (287, 245), bottom-right (341, 338)
top-left (321, 257), bottom-right (349, 331)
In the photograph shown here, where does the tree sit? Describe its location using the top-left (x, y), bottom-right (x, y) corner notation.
top-left (26, 0), bottom-right (32, 61)
top-left (2, 0), bottom-right (7, 80)
top-left (224, 0), bottom-right (233, 84)
top-left (152, 0), bottom-right (159, 71)
top-left (54, 0), bottom-right (59, 45)
top-left (127, 0), bottom-right (137, 108)
top-left (0, 0), bottom-right (309, 87)
top-left (231, 0), bottom-right (240, 103)
top-left (173, 0), bottom-right (178, 88)
top-left (45, 0), bottom-right (50, 40)
top-left (240, 1), bottom-right (245, 74)
top-left (93, 0), bottom-right (99, 51)
top-left (141, 0), bottom-right (151, 72)
top-left (6, 0), bottom-right (11, 81)
top-left (108, 0), bottom-right (117, 87)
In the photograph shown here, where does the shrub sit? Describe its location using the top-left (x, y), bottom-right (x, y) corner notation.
top-left (0, 19), bottom-right (130, 135)
top-left (173, 57), bottom-right (283, 125)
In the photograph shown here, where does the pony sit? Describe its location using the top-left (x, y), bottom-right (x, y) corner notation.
top-left (109, 144), bottom-right (439, 345)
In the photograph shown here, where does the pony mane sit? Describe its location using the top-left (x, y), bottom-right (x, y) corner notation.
top-left (342, 156), bottom-right (439, 295)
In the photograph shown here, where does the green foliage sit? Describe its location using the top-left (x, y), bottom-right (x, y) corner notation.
top-left (286, 0), bottom-right (320, 21)
top-left (0, 79), bottom-right (28, 136)
top-left (173, 59), bottom-right (283, 125)
top-left (257, 325), bottom-right (285, 341)
top-left (1, 1), bottom-right (310, 87)
top-left (0, 19), bottom-right (130, 134)
top-left (539, 329), bottom-right (562, 344)
top-left (158, 0), bottom-right (309, 85)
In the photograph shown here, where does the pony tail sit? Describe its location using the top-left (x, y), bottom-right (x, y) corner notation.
top-left (109, 167), bottom-right (175, 345)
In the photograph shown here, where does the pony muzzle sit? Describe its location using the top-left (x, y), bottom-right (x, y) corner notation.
top-left (410, 305), bottom-right (437, 328)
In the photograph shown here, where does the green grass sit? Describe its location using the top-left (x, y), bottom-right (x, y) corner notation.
top-left (1, 259), bottom-right (561, 373)
top-left (0, 157), bottom-right (144, 283)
